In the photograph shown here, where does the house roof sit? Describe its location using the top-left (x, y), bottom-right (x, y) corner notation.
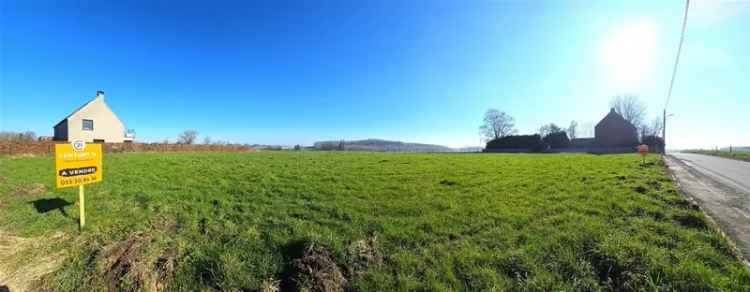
top-left (596, 108), bottom-right (636, 131)
top-left (54, 91), bottom-right (126, 128)
top-left (55, 96), bottom-right (98, 126)
top-left (54, 96), bottom-right (99, 127)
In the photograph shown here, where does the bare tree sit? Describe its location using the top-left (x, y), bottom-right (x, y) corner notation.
top-left (0, 131), bottom-right (37, 141)
top-left (610, 95), bottom-right (646, 128)
top-left (567, 121), bottom-right (578, 140)
top-left (22, 131), bottom-right (37, 141)
top-left (579, 122), bottom-right (595, 138)
top-left (538, 123), bottom-right (563, 137)
top-left (639, 114), bottom-right (664, 140)
top-left (203, 136), bottom-right (212, 145)
top-left (649, 114), bottom-right (663, 138)
top-left (479, 109), bottom-right (517, 141)
top-left (177, 129), bottom-right (198, 144)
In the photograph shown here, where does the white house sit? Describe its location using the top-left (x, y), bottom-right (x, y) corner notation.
top-left (53, 91), bottom-right (134, 143)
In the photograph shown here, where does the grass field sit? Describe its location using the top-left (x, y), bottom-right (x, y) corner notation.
top-left (685, 150), bottom-right (750, 162)
top-left (1, 152), bottom-right (749, 291)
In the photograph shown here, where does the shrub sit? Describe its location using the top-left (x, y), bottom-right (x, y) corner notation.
top-left (641, 135), bottom-right (664, 147)
top-left (641, 135), bottom-right (664, 153)
top-left (542, 132), bottom-right (570, 149)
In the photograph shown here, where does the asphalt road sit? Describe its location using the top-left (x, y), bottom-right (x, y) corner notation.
top-left (671, 153), bottom-right (750, 192)
top-left (666, 153), bottom-right (750, 262)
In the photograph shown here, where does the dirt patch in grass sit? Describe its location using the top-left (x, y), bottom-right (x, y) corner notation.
top-left (664, 195), bottom-right (701, 211)
top-left (102, 234), bottom-right (155, 291)
top-left (9, 154), bottom-right (37, 159)
top-left (673, 212), bottom-right (708, 229)
top-left (439, 179), bottom-right (458, 186)
top-left (0, 231), bottom-right (66, 292)
top-left (346, 235), bottom-right (382, 277)
top-left (152, 248), bottom-right (177, 291)
top-left (498, 254), bottom-right (532, 280)
top-left (646, 180), bottom-right (662, 190)
top-left (14, 183), bottom-right (46, 197)
top-left (639, 162), bottom-right (656, 168)
top-left (292, 242), bottom-right (348, 292)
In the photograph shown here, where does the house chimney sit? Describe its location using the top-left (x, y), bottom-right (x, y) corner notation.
top-left (610, 107), bottom-right (616, 113)
top-left (96, 90), bottom-right (104, 100)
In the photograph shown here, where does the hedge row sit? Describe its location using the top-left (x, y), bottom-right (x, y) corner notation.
top-left (0, 141), bottom-right (252, 156)
top-left (486, 133), bottom-right (664, 153)
top-left (486, 133), bottom-right (571, 152)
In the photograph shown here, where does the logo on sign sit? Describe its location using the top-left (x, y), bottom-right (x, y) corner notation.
top-left (72, 139), bottom-right (86, 152)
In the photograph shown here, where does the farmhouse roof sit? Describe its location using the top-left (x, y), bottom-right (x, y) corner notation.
top-left (596, 108), bottom-right (637, 130)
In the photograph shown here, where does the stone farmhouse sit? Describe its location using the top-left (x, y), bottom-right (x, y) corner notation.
top-left (594, 108), bottom-right (639, 146)
top-left (570, 108), bottom-right (641, 152)
top-left (53, 91), bottom-right (134, 143)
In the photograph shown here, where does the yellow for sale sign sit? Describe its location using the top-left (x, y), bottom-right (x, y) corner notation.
top-left (55, 140), bottom-right (103, 189)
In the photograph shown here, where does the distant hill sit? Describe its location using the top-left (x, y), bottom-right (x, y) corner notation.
top-left (313, 139), bottom-right (475, 152)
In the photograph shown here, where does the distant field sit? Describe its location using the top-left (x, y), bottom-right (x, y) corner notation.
top-left (685, 150), bottom-right (750, 162)
top-left (1, 152), bottom-right (749, 291)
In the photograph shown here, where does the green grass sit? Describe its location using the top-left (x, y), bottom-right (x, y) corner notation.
top-left (685, 150), bottom-right (750, 162)
top-left (1, 152), bottom-right (749, 291)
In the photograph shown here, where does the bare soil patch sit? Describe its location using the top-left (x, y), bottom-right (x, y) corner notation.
top-left (292, 243), bottom-right (348, 292)
top-left (14, 183), bottom-right (46, 197)
top-left (0, 231), bottom-right (66, 292)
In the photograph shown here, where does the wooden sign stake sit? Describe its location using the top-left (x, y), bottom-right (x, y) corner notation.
top-left (637, 144), bottom-right (649, 166)
top-left (79, 184), bottom-right (85, 228)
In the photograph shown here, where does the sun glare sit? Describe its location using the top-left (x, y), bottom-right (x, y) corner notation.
top-left (601, 20), bottom-right (658, 91)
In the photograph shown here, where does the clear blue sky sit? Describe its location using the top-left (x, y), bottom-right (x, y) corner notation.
top-left (1, 0), bottom-right (748, 148)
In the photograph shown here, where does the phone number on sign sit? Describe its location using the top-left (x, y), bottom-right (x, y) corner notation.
top-left (59, 175), bottom-right (98, 186)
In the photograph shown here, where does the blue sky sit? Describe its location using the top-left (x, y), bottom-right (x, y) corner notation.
top-left (1, 0), bottom-right (748, 149)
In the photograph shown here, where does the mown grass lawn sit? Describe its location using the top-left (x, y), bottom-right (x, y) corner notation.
top-left (1, 152), bottom-right (749, 291)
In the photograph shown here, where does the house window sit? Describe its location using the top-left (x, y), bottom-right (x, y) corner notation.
top-left (82, 119), bottom-right (94, 131)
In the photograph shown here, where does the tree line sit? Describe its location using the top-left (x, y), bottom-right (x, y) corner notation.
top-left (174, 129), bottom-right (237, 145)
top-left (0, 131), bottom-right (38, 141)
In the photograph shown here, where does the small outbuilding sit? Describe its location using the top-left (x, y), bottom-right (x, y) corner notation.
top-left (53, 91), bottom-right (134, 143)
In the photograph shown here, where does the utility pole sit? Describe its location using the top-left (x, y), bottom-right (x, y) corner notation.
top-left (662, 109), bottom-right (666, 154)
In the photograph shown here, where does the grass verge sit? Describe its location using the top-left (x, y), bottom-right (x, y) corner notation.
top-left (684, 150), bottom-right (750, 162)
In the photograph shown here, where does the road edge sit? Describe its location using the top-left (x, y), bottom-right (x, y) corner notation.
top-left (663, 154), bottom-right (750, 268)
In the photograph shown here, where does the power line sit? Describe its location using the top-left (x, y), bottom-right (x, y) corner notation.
top-left (663, 0), bottom-right (690, 151)
top-left (665, 0), bottom-right (690, 110)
